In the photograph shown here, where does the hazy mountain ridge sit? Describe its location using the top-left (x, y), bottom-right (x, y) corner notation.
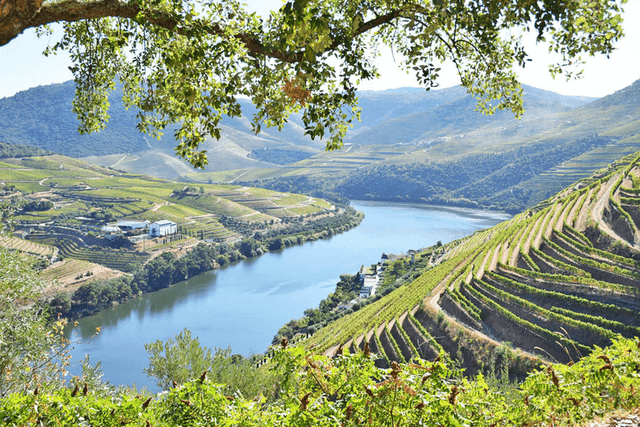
top-left (0, 81), bottom-right (151, 156)
top-left (345, 84), bottom-right (594, 146)
top-left (221, 80), bottom-right (639, 212)
top-left (0, 82), bottom-right (324, 176)
top-left (4, 79), bottom-right (633, 213)
top-left (0, 81), bottom-right (592, 160)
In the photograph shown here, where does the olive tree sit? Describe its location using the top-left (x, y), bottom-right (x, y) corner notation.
top-left (0, 236), bottom-right (69, 396)
top-left (144, 328), bottom-right (278, 398)
top-left (0, 0), bottom-right (626, 167)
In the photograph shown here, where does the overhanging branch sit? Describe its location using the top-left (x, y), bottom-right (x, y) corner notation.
top-left (0, 0), bottom-right (405, 64)
top-left (0, 0), bottom-right (298, 61)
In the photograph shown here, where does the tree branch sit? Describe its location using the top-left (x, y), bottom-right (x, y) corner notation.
top-left (324, 8), bottom-right (404, 53)
top-left (0, 0), bottom-right (297, 61)
top-left (0, 0), bottom-right (405, 64)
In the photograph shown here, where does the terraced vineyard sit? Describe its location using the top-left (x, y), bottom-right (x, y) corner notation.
top-left (27, 236), bottom-right (151, 272)
top-left (0, 235), bottom-right (57, 258)
top-left (305, 152), bottom-right (640, 377)
top-left (38, 259), bottom-right (124, 287)
top-left (38, 259), bottom-right (94, 281)
top-left (181, 218), bottom-right (239, 241)
top-left (1, 155), bottom-right (356, 284)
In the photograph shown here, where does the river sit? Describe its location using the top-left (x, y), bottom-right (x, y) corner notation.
top-left (65, 201), bottom-right (510, 390)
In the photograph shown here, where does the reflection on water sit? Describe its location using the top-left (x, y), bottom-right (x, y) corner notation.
top-left (70, 271), bottom-right (220, 340)
top-left (65, 201), bottom-right (510, 390)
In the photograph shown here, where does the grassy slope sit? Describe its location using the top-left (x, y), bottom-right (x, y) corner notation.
top-left (0, 155), bottom-right (342, 278)
top-left (303, 151), bottom-right (640, 378)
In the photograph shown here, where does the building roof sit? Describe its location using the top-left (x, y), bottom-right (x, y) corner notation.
top-left (153, 220), bottom-right (176, 226)
top-left (360, 265), bottom-right (375, 275)
top-left (117, 220), bottom-right (148, 227)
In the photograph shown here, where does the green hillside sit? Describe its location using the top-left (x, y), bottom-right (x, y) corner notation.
top-left (2, 80), bottom-right (605, 198)
top-left (0, 81), bottom-right (324, 178)
top-left (3, 79), bottom-right (623, 211)
top-left (0, 154), bottom-right (358, 282)
top-left (297, 151), bottom-right (640, 378)
top-left (197, 80), bottom-right (640, 213)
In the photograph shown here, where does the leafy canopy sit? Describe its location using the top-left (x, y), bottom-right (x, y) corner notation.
top-left (3, 336), bottom-right (640, 425)
top-left (1, 0), bottom-right (626, 167)
top-left (0, 224), bottom-right (69, 397)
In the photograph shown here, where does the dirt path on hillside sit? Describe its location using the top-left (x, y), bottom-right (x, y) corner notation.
top-left (422, 259), bottom-right (541, 362)
top-left (40, 262), bottom-right (124, 300)
top-left (574, 190), bottom-right (592, 230)
top-left (586, 173), bottom-right (640, 248)
top-left (228, 170), bottom-right (251, 183)
top-left (151, 202), bottom-right (168, 211)
top-left (587, 180), bottom-right (612, 232)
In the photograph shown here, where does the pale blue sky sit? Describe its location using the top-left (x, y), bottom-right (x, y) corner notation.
top-left (0, 0), bottom-right (638, 99)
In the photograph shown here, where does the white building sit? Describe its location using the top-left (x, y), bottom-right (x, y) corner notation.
top-left (149, 220), bottom-right (177, 237)
top-left (117, 220), bottom-right (149, 232)
top-left (359, 273), bottom-right (380, 298)
top-left (101, 225), bottom-right (122, 240)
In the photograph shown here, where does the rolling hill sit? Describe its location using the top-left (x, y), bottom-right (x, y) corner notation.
top-left (0, 81), bottom-right (325, 178)
top-left (0, 154), bottom-right (360, 286)
top-left (5, 78), bottom-right (640, 212)
top-left (189, 81), bottom-right (640, 213)
top-left (293, 151), bottom-right (640, 379)
top-left (0, 80), bottom-right (595, 186)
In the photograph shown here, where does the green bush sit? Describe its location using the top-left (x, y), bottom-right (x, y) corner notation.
top-left (144, 328), bottom-right (279, 400)
top-left (3, 337), bottom-right (640, 425)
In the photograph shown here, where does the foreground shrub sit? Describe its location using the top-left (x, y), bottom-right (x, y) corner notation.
top-left (2, 336), bottom-right (640, 426)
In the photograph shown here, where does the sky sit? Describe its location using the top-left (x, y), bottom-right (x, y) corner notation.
top-left (0, 0), bottom-right (638, 100)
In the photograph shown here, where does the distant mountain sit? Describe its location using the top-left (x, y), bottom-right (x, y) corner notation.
top-left (0, 81), bottom-right (324, 177)
top-left (0, 81), bottom-right (152, 156)
top-left (189, 80), bottom-right (640, 213)
top-left (584, 78), bottom-right (640, 108)
top-left (346, 85), bottom-right (594, 146)
top-left (0, 81), bottom-right (592, 164)
top-left (4, 78), bottom-right (629, 213)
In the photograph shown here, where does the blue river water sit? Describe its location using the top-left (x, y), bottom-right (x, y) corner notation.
top-left (65, 201), bottom-right (510, 390)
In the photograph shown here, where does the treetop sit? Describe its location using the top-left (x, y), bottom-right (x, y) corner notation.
top-left (0, 0), bottom-right (627, 167)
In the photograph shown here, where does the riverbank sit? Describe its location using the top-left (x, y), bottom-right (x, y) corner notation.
top-left (48, 206), bottom-right (364, 320)
top-left (273, 242), bottom-right (442, 345)
top-left (63, 201), bottom-right (509, 389)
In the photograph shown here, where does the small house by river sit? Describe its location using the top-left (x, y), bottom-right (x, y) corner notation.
top-left (359, 263), bottom-right (382, 299)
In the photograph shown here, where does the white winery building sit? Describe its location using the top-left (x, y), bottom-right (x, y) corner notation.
top-left (149, 220), bottom-right (177, 237)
